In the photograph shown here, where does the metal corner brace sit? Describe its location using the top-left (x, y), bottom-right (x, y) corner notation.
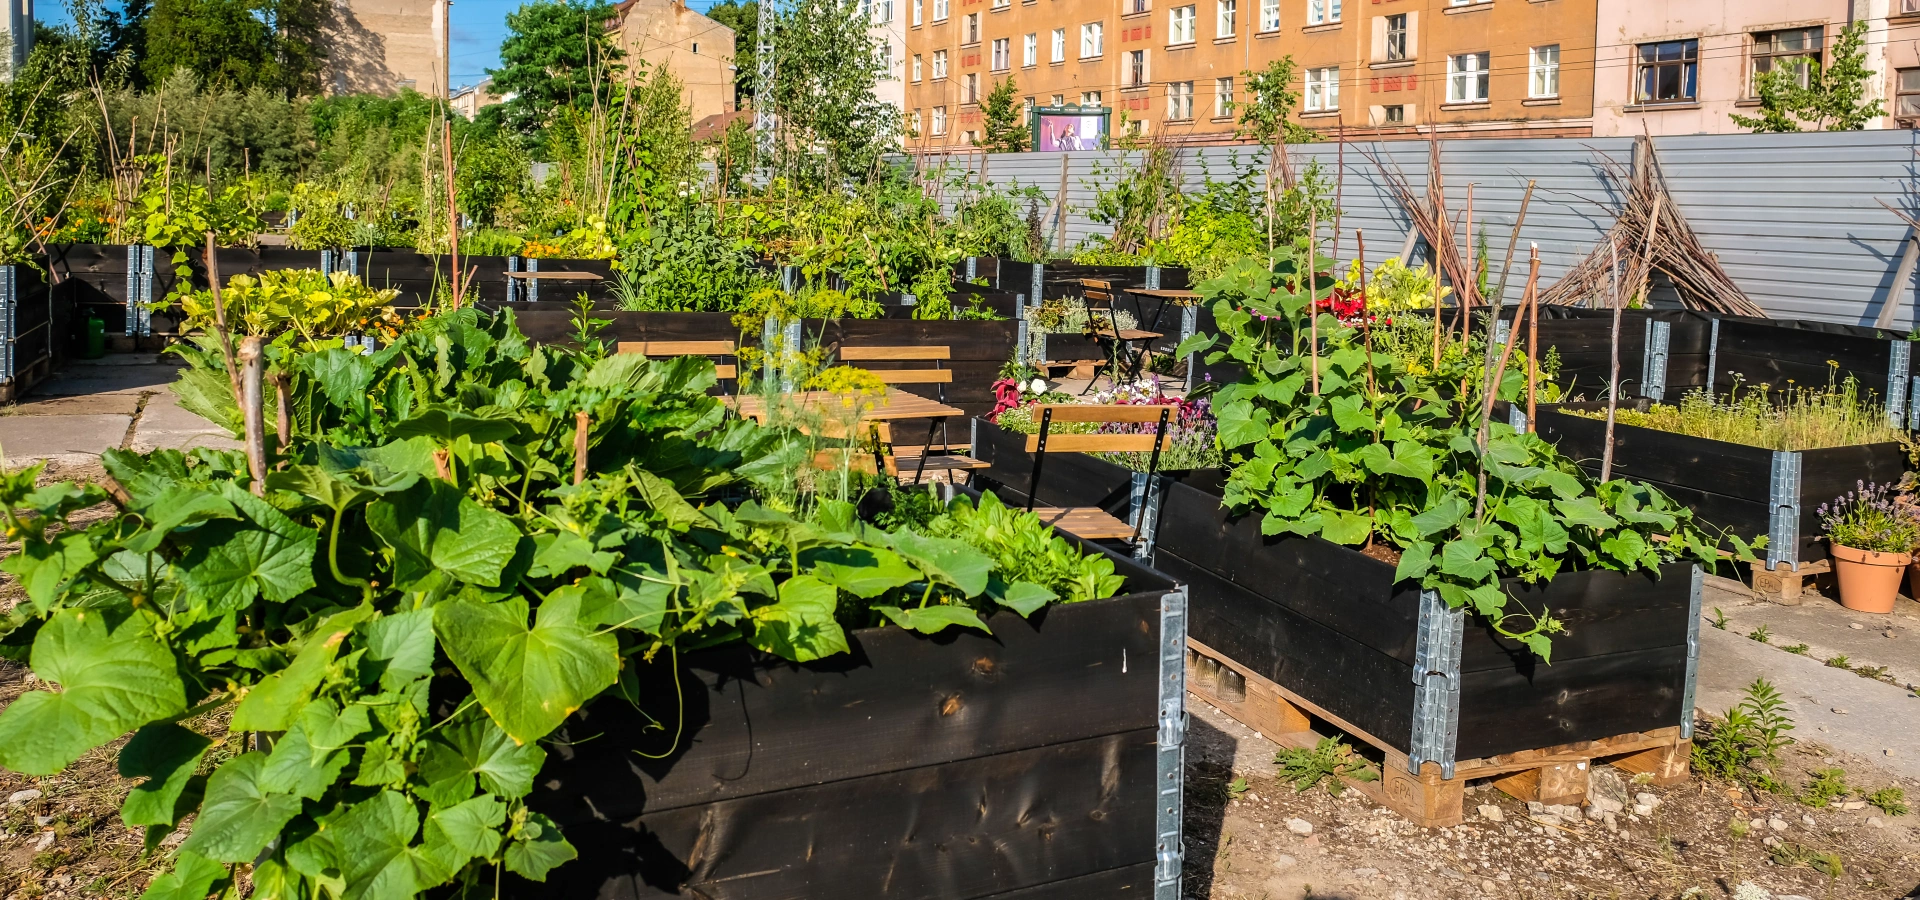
top-left (1888, 340), bottom-right (1911, 429)
top-left (1408, 589), bottom-right (1465, 778)
top-left (1129, 472), bottom-right (1166, 561)
top-left (1766, 450), bottom-right (1803, 572)
top-left (1641, 319), bottom-right (1672, 402)
top-left (1680, 564), bottom-right (1704, 738)
top-left (1154, 585), bottom-right (1189, 899)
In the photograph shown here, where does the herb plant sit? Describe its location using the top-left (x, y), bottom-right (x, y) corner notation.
top-left (1180, 247), bottom-right (1739, 660)
top-left (1818, 481), bottom-right (1920, 554)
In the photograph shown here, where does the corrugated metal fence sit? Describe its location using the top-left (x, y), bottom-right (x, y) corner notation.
top-left (920, 130), bottom-right (1920, 327)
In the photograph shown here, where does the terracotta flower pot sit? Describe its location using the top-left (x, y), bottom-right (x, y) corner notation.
top-left (1830, 544), bottom-right (1908, 614)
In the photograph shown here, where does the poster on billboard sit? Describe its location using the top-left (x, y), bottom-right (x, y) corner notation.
top-left (1030, 107), bottom-right (1109, 152)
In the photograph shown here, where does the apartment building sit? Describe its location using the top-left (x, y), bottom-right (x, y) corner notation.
top-left (322, 0), bottom-right (447, 96)
top-left (869, 0), bottom-right (911, 112)
top-left (610, 0), bottom-right (738, 120)
top-left (901, 0), bottom-right (1597, 149)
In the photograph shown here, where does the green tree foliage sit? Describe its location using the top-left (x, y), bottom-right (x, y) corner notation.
top-left (1237, 56), bottom-right (1318, 148)
top-left (706, 0), bottom-right (760, 103)
top-left (977, 77), bottom-right (1029, 153)
top-left (141, 0), bottom-right (329, 95)
top-left (490, 0), bottom-right (626, 135)
top-left (769, 0), bottom-right (895, 184)
top-left (1732, 21), bottom-right (1885, 133)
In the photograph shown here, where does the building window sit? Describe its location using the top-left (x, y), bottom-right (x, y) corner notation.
top-left (964, 12), bottom-right (980, 43)
top-left (1130, 0), bottom-right (1149, 14)
top-left (933, 49), bottom-right (948, 79)
top-left (1383, 104), bottom-right (1405, 124)
top-left (692, 41), bottom-right (700, 54)
top-left (965, 72), bottom-right (979, 103)
top-left (879, 40), bottom-right (892, 71)
top-left (1447, 51), bottom-right (1489, 103)
top-left (1304, 66), bottom-right (1338, 110)
top-left (933, 0), bottom-right (947, 20)
top-left (1899, 69), bottom-right (1920, 118)
top-left (1529, 44), bottom-right (1560, 98)
top-left (1052, 93), bottom-right (1065, 105)
top-left (1259, 0), bottom-right (1279, 31)
top-left (992, 37), bottom-right (1010, 70)
top-left (1081, 22), bottom-right (1104, 57)
top-left (1634, 39), bottom-right (1698, 104)
top-left (1307, 0), bottom-right (1338, 25)
top-left (1167, 81), bottom-right (1194, 119)
top-left (1024, 96), bottom-right (1036, 116)
top-left (1216, 0), bottom-right (1235, 37)
top-left (1021, 33), bottom-right (1035, 66)
top-left (1081, 90), bottom-right (1103, 106)
top-left (1052, 28), bottom-right (1066, 62)
top-left (913, 0), bottom-right (922, 25)
top-left (1751, 27), bottom-right (1822, 95)
top-left (878, 0), bottom-right (894, 21)
top-left (1215, 76), bottom-right (1234, 117)
top-left (1125, 50), bottom-right (1148, 85)
top-left (965, 129), bottom-right (980, 144)
top-left (1448, 0), bottom-right (1488, 5)
top-left (913, 54), bottom-right (923, 81)
top-left (933, 106), bottom-right (947, 134)
top-left (993, 0), bottom-right (1010, 8)
top-left (1170, 5), bottom-right (1195, 43)
top-left (1385, 13), bottom-right (1407, 61)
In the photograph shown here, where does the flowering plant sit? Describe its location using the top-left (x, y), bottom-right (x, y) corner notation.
top-left (1819, 481), bottom-right (1920, 554)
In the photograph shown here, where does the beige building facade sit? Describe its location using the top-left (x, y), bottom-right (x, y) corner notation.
top-left (323, 0), bottom-right (448, 96)
top-left (903, 0), bottom-right (1599, 150)
top-left (611, 0), bottom-right (739, 121)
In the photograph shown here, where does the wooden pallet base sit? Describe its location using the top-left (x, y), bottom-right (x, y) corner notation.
top-left (1186, 638), bottom-right (1691, 828)
top-left (1750, 559), bottom-right (1832, 606)
top-left (0, 355), bottom-right (53, 404)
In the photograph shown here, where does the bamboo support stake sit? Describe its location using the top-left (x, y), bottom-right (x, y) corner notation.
top-left (204, 232), bottom-right (241, 404)
top-left (443, 116), bottom-right (461, 308)
top-left (1636, 193), bottom-right (1666, 306)
top-left (1527, 244), bottom-right (1540, 433)
top-left (1489, 180), bottom-right (1536, 307)
top-left (274, 373), bottom-right (291, 452)
top-left (1459, 183), bottom-right (1475, 346)
top-left (1475, 251), bottom-right (1537, 518)
top-left (1358, 229), bottom-right (1374, 396)
top-left (574, 411), bottom-right (591, 485)
top-left (1600, 239), bottom-right (1623, 483)
top-left (1307, 206), bottom-right (1320, 396)
top-left (239, 337), bottom-right (267, 497)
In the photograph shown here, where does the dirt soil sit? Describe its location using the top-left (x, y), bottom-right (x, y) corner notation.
top-left (1184, 702), bottom-right (1920, 900)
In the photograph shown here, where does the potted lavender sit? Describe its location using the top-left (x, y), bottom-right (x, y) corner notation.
top-left (1819, 481), bottom-right (1920, 613)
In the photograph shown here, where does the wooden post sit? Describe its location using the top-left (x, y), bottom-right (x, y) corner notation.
top-left (204, 232), bottom-right (241, 405)
top-left (239, 337), bottom-right (267, 497)
top-left (1459, 183), bottom-right (1475, 346)
top-left (1358, 229), bottom-right (1373, 395)
top-left (1307, 206), bottom-right (1319, 396)
top-left (443, 116), bottom-right (461, 308)
top-left (274, 373), bottom-right (291, 452)
top-left (574, 411), bottom-right (591, 484)
top-left (1053, 153), bottom-right (1071, 254)
top-left (1474, 253), bottom-right (1533, 518)
top-left (1600, 239), bottom-right (1622, 483)
top-left (1489, 180), bottom-right (1536, 308)
top-left (1526, 243), bottom-right (1540, 433)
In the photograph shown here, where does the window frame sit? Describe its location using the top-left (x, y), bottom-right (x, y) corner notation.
top-left (1529, 44), bottom-right (1560, 98)
top-left (1385, 13), bottom-right (1407, 61)
top-left (1447, 51), bottom-right (1490, 103)
top-left (1169, 5), bottom-right (1196, 44)
top-left (1126, 49), bottom-right (1149, 86)
top-left (932, 49), bottom-right (948, 79)
top-left (1081, 21), bottom-right (1104, 58)
top-left (965, 72), bottom-right (979, 103)
top-left (1081, 90), bottom-right (1103, 106)
top-left (1899, 68), bottom-right (1920, 118)
top-left (1383, 104), bottom-right (1406, 124)
top-left (1167, 80), bottom-right (1194, 119)
top-left (1051, 28), bottom-right (1066, 62)
top-left (932, 0), bottom-right (947, 20)
top-left (1217, 0), bottom-right (1235, 37)
top-left (1259, 0), bottom-right (1279, 31)
top-left (912, 54), bottom-right (923, 81)
top-left (1306, 0), bottom-right (1339, 25)
top-left (1023, 33), bottom-right (1037, 67)
top-left (1215, 75), bottom-right (1234, 117)
top-left (992, 37), bottom-right (1010, 71)
top-left (1304, 66), bottom-right (1339, 111)
top-left (963, 12), bottom-right (981, 43)
top-left (1750, 27), bottom-right (1823, 96)
top-left (932, 106), bottom-right (948, 135)
top-left (1633, 39), bottom-right (1699, 105)
top-left (912, 0), bottom-right (922, 25)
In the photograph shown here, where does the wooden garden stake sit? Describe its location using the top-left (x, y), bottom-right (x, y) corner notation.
top-left (574, 411), bottom-right (591, 485)
top-left (1459, 184), bottom-right (1475, 346)
top-left (1600, 238), bottom-right (1622, 483)
top-left (1526, 243), bottom-right (1540, 433)
top-left (443, 116), bottom-right (461, 309)
top-left (1307, 206), bottom-right (1319, 396)
top-left (239, 337), bottom-right (267, 497)
top-left (274, 373), bottom-right (291, 452)
top-left (1474, 253), bottom-right (1535, 519)
top-left (1358, 229), bottom-right (1373, 396)
top-left (204, 232), bottom-right (241, 405)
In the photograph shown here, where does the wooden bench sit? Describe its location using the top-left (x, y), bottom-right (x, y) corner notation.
top-left (616, 340), bottom-right (739, 382)
top-left (842, 345), bottom-right (971, 483)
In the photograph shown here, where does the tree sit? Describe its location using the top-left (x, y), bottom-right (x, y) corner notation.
top-left (1732, 21), bottom-right (1884, 133)
top-left (142, 0), bottom-right (328, 95)
top-left (705, 0), bottom-right (759, 105)
top-left (768, 0), bottom-right (895, 184)
top-left (490, 1), bottom-right (625, 134)
top-left (976, 77), bottom-right (1028, 153)
top-left (1238, 56), bottom-right (1318, 251)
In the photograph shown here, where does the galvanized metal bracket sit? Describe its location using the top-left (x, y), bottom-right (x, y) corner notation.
top-left (1146, 265), bottom-right (1161, 291)
top-left (0, 265), bottom-right (16, 380)
top-left (1681, 564), bottom-right (1704, 738)
top-left (1493, 318), bottom-right (1510, 346)
top-left (126, 245), bottom-right (155, 337)
top-left (1888, 340), bottom-right (1912, 429)
top-left (1031, 263), bottom-right (1045, 311)
top-left (320, 249), bottom-right (334, 278)
top-left (1030, 330), bottom-right (1048, 369)
top-left (1507, 404), bottom-right (1528, 432)
top-left (1130, 472), bottom-right (1165, 561)
top-left (1181, 305), bottom-right (1200, 391)
top-left (526, 257), bottom-right (541, 303)
top-left (1767, 450), bottom-right (1803, 572)
top-left (1153, 585), bottom-right (1188, 900)
top-left (1408, 589), bottom-right (1465, 779)
top-left (1642, 319), bottom-right (1672, 402)
top-left (506, 256), bottom-right (522, 303)
top-left (1706, 317), bottom-right (1721, 395)
top-left (1910, 375), bottom-right (1920, 432)
top-left (782, 319), bottom-right (803, 394)
top-left (965, 256), bottom-right (978, 281)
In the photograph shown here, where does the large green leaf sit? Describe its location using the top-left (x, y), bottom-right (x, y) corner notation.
top-left (362, 610), bottom-right (437, 691)
top-left (391, 407), bottom-right (521, 445)
top-left (504, 811), bottom-right (576, 882)
top-left (802, 546), bottom-right (920, 598)
top-left (119, 723), bottom-right (212, 828)
top-left (138, 851), bottom-right (231, 900)
top-left (888, 532), bottom-right (990, 596)
top-left (0, 530), bottom-right (100, 613)
top-left (1553, 496), bottom-right (1620, 532)
top-left (417, 707), bottom-right (547, 801)
top-left (177, 484), bottom-right (318, 613)
top-left (874, 604), bottom-right (991, 635)
top-left (424, 794), bottom-right (506, 868)
top-left (260, 701), bottom-right (371, 800)
top-left (286, 790), bottom-right (442, 900)
top-left (232, 608), bottom-right (367, 731)
top-left (367, 481), bottom-right (522, 590)
top-left (0, 609), bottom-right (186, 775)
top-left (178, 753), bottom-right (304, 864)
top-left (748, 575), bottom-right (850, 662)
top-left (434, 592), bottom-right (620, 745)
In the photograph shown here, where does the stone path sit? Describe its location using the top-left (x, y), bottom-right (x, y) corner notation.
top-left (0, 354), bottom-right (236, 470)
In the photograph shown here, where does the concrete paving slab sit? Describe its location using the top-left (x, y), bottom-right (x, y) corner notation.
top-left (129, 391), bottom-right (239, 454)
top-left (1696, 611), bottom-right (1920, 782)
top-left (1707, 576), bottom-right (1920, 693)
top-left (0, 414), bottom-right (131, 467)
top-left (29, 356), bottom-right (183, 397)
top-left (1, 393), bottom-right (142, 417)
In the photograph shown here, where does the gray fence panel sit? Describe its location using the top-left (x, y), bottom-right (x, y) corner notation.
top-left (1439, 138), bottom-right (1635, 296)
top-left (1653, 130), bottom-right (1920, 328)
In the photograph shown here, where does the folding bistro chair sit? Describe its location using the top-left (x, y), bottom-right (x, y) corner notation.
top-left (1079, 279), bottom-right (1164, 386)
top-left (1022, 403), bottom-right (1172, 544)
top-left (615, 340), bottom-right (738, 393)
top-left (840, 345), bottom-right (983, 483)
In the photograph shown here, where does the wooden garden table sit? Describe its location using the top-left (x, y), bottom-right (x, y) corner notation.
top-left (730, 388), bottom-right (967, 482)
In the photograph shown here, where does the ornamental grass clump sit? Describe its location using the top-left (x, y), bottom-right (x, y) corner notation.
top-left (1818, 481), bottom-right (1920, 553)
top-left (1574, 373), bottom-right (1900, 451)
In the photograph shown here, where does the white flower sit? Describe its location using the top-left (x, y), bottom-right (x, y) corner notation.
top-left (1028, 378), bottom-right (1047, 394)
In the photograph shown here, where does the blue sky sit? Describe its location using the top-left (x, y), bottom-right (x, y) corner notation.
top-left (39, 0), bottom-right (725, 90)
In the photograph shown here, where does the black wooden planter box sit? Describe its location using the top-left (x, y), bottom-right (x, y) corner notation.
top-left (511, 544), bottom-right (1186, 899)
top-left (1532, 403), bottom-right (1906, 568)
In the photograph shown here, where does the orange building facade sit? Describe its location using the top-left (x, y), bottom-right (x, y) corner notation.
top-left (901, 0), bottom-right (1599, 150)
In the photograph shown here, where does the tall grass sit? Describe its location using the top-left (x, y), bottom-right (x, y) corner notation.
top-left (1573, 375), bottom-right (1901, 451)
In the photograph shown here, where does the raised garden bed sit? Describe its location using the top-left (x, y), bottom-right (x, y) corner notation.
top-left (1532, 402), bottom-right (1907, 574)
top-left (0, 265), bottom-right (60, 402)
top-left (511, 541), bottom-right (1187, 899)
